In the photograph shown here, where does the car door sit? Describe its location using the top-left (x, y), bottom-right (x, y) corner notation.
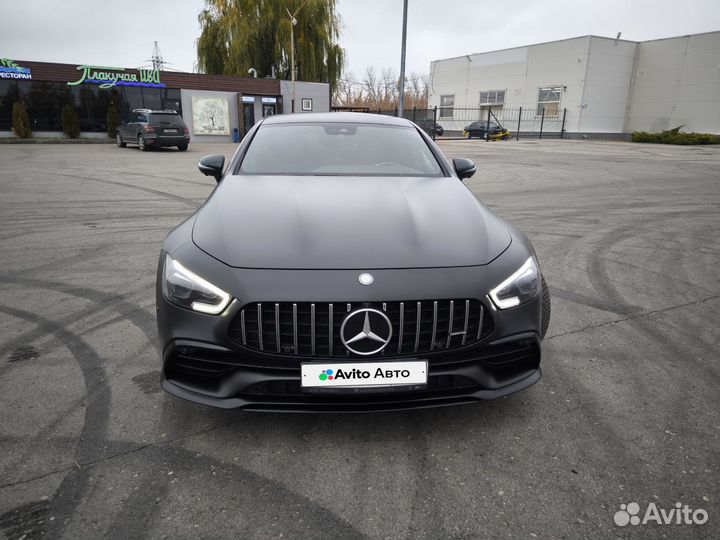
top-left (133, 112), bottom-right (147, 140)
top-left (119, 114), bottom-right (131, 139)
top-left (122, 112), bottom-right (137, 140)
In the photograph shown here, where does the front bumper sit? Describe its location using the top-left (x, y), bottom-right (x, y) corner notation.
top-left (160, 335), bottom-right (542, 412)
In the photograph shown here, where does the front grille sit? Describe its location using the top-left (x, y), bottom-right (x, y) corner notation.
top-left (228, 299), bottom-right (493, 357)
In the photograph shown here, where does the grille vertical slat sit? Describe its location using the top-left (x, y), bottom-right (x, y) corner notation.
top-left (430, 301), bottom-right (438, 351)
top-left (230, 299), bottom-right (492, 358)
top-left (310, 303), bottom-right (316, 355)
top-left (477, 304), bottom-right (484, 340)
top-left (414, 301), bottom-right (422, 353)
top-left (292, 303), bottom-right (298, 355)
top-left (446, 300), bottom-right (455, 348)
top-left (257, 303), bottom-right (263, 351)
top-left (462, 300), bottom-right (469, 345)
top-left (398, 302), bottom-right (405, 354)
top-left (274, 303), bottom-right (280, 353)
top-left (240, 310), bottom-right (247, 345)
top-left (328, 303), bottom-right (333, 356)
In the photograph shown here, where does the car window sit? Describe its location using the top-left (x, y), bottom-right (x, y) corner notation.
top-left (150, 113), bottom-right (184, 124)
top-left (238, 123), bottom-right (444, 177)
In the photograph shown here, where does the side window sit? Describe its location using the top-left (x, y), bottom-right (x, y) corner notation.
top-left (439, 95), bottom-right (454, 118)
top-left (537, 86), bottom-right (562, 117)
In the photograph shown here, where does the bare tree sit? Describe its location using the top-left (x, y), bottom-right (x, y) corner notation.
top-left (380, 68), bottom-right (397, 107)
top-left (332, 69), bottom-right (429, 110)
top-left (333, 72), bottom-right (363, 107)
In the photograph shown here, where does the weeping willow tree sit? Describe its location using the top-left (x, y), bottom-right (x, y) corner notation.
top-left (197, 0), bottom-right (344, 88)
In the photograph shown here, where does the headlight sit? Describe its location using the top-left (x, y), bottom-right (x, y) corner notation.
top-left (162, 254), bottom-right (231, 314)
top-left (489, 257), bottom-right (540, 309)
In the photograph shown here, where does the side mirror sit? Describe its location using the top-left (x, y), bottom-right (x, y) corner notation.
top-left (198, 154), bottom-right (225, 183)
top-left (453, 157), bottom-right (476, 180)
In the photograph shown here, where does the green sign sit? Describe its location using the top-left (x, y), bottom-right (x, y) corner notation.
top-left (68, 65), bottom-right (165, 89)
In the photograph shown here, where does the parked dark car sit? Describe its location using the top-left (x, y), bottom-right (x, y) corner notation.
top-left (415, 119), bottom-right (444, 136)
top-left (116, 109), bottom-right (190, 151)
top-left (463, 121), bottom-right (510, 140)
top-left (156, 112), bottom-right (550, 411)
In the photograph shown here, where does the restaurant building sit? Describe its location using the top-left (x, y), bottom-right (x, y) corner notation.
top-left (0, 59), bottom-right (330, 141)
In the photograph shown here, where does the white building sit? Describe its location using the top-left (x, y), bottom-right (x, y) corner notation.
top-left (429, 31), bottom-right (720, 136)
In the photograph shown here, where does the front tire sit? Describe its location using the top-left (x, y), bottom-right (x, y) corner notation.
top-left (177, 144), bottom-right (188, 151)
top-left (116, 133), bottom-right (126, 148)
top-left (138, 135), bottom-right (147, 151)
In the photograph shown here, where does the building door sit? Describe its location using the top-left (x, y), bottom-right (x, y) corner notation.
top-left (243, 103), bottom-right (255, 135)
top-left (262, 104), bottom-right (276, 117)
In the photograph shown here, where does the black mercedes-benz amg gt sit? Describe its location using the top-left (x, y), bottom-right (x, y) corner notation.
top-left (156, 112), bottom-right (550, 412)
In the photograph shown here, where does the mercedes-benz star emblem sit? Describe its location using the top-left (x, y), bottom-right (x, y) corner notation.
top-left (358, 272), bottom-right (374, 286)
top-left (340, 308), bottom-right (392, 356)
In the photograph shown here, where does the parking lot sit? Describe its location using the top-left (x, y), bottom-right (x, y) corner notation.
top-left (1, 138), bottom-right (718, 539)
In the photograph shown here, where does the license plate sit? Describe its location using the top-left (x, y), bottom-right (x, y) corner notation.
top-left (164, 129), bottom-right (178, 134)
top-left (301, 361), bottom-right (427, 388)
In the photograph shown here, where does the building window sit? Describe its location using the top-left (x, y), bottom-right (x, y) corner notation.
top-left (537, 86), bottom-right (561, 117)
top-left (302, 98), bottom-right (312, 111)
top-left (479, 90), bottom-right (505, 106)
top-left (439, 95), bottom-right (454, 118)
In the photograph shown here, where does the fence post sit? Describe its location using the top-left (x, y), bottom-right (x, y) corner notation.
top-left (516, 106), bottom-right (522, 141)
top-left (412, 107), bottom-right (416, 122)
top-left (485, 107), bottom-right (491, 142)
top-left (539, 106), bottom-right (545, 140)
top-left (432, 106), bottom-right (438, 142)
top-left (560, 108), bottom-right (567, 139)
top-left (378, 107), bottom-right (381, 115)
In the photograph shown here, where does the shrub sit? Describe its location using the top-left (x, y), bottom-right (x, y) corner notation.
top-left (61, 104), bottom-right (80, 138)
top-left (631, 129), bottom-right (720, 145)
top-left (106, 105), bottom-right (119, 138)
top-left (11, 102), bottom-right (31, 138)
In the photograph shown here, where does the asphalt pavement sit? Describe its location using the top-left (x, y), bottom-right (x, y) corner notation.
top-left (0, 137), bottom-right (718, 539)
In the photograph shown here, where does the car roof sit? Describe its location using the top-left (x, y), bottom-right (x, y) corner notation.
top-left (261, 112), bottom-right (414, 127)
top-left (132, 108), bottom-right (180, 114)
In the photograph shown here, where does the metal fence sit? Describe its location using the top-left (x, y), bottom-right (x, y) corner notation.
top-left (331, 105), bottom-right (568, 141)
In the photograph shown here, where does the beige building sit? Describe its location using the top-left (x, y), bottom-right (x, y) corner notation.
top-left (429, 31), bottom-right (720, 136)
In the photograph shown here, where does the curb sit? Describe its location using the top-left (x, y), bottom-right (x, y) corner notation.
top-left (0, 138), bottom-right (115, 144)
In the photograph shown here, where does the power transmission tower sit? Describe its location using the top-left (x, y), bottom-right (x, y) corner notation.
top-left (150, 41), bottom-right (166, 71)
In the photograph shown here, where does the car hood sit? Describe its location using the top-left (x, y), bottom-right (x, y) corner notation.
top-left (192, 175), bottom-right (511, 269)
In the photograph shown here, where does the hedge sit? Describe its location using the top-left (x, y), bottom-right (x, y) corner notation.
top-left (12, 102), bottom-right (32, 138)
top-left (61, 104), bottom-right (80, 138)
top-left (632, 128), bottom-right (720, 145)
top-left (106, 106), bottom-right (119, 138)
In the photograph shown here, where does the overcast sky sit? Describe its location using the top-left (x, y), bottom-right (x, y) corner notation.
top-left (1, 0), bottom-right (718, 79)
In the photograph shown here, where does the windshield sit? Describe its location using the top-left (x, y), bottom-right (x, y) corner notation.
top-left (238, 122), bottom-right (444, 176)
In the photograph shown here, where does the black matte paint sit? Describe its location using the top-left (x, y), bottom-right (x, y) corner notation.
top-left (156, 113), bottom-right (549, 411)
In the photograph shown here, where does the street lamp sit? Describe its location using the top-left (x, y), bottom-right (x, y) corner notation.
top-left (398, 0), bottom-right (408, 117)
top-left (286, 0), bottom-right (308, 113)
